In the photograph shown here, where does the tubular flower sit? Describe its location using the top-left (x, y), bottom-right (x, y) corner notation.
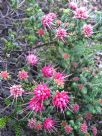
top-left (53, 91), bottom-right (70, 112)
top-left (28, 118), bottom-right (36, 129)
top-left (56, 28), bottom-right (67, 40)
top-left (43, 117), bottom-right (56, 133)
top-left (80, 122), bottom-right (88, 134)
top-left (74, 7), bottom-right (88, 19)
top-left (69, 2), bottom-right (77, 10)
top-left (83, 24), bottom-right (93, 37)
top-left (10, 85), bottom-right (24, 98)
top-left (26, 54), bottom-right (38, 66)
top-left (34, 84), bottom-right (51, 101)
top-left (42, 65), bottom-right (55, 78)
top-left (29, 97), bottom-right (43, 112)
top-left (0, 71), bottom-right (9, 79)
top-left (18, 70), bottom-right (28, 80)
top-left (64, 125), bottom-right (73, 134)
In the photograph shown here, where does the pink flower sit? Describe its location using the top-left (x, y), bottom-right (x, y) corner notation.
top-left (27, 54), bottom-right (38, 66)
top-left (69, 2), bottom-right (77, 10)
top-left (80, 122), bottom-right (88, 134)
top-left (85, 112), bottom-right (92, 120)
top-left (64, 125), bottom-right (73, 134)
top-left (10, 85), bottom-right (24, 98)
top-left (56, 28), bottom-right (67, 40)
top-left (83, 24), bottom-right (93, 37)
top-left (63, 53), bottom-right (70, 59)
top-left (42, 13), bottom-right (56, 28)
top-left (92, 126), bottom-right (97, 136)
top-left (29, 97), bottom-right (43, 112)
top-left (54, 72), bottom-right (65, 86)
top-left (0, 71), bottom-right (9, 79)
top-left (74, 7), bottom-right (88, 19)
top-left (37, 28), bottom-right (45, 36)
top-left (53, 91), bottom-right (70, 112)
top-left (28, 118), bottom-right (36, 129)
top-left (34, 84), bottom-right (51, 101)
top-left (43, 117), bottom-right (56, 132)
top-left (18, 70), bottom-right (28, 80)
top-left (73, 104), bottom-right (79, 112)
top-left (42, 65), bottom-right (55, 78)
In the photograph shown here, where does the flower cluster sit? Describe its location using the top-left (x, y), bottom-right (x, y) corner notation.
top-left (42, 13), bottom-right (56, 28)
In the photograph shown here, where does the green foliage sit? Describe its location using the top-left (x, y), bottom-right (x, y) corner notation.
top-left (0, 116), bottom-right (10, 128)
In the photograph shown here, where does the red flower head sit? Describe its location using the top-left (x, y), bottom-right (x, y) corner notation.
top-left (37, 28), bottom-right (45, 36)
top-left (53, 91), bottom-right (70, 112)
top-left (43, 117), bottom-right (56, 133)
top-left (34, 84), bottom-right (51, 101)
top-left (10, 85), bottom-right (24, 98)
top-left (42, 65), bottom-right (55, 78)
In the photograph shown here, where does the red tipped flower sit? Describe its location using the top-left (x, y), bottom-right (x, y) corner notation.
top-left (10, 85), bottom-right (24, 98)
top-left (43, 117), bottom-right (56, 133)
top-left (42, 65), bottom-right (55, 78)
top-left (53, 91), bottom-right (70, 112)
top-left (18, 70), bottom-right (28, 80)
top-left (64, 125), bottom-right (73, 134)
top-left (34, 84), bottom-right (51, 101)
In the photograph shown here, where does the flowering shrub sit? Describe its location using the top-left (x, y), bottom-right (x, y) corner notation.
top-left (0, 0), bottom-right (102, 136)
